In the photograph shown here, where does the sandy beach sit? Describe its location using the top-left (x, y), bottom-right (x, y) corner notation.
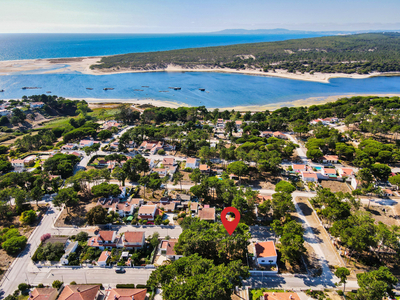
top-left (0, 56), bottom-right (398, 83)
top-left (78, 93), bottom-right (400, 112)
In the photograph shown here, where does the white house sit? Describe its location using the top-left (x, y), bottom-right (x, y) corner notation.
top-left (273, 131), bottom-right (287, 139)
top-left (60, 240), bottom-right (78, 265)
top-left (0, 109), bottom-right (11, 117)
top-left (97, 250), bottom-right (110, 267)
top-left (61, 143), bottom-right (78, 150)
top-left (338, 168), bottom-right (354, 178)
top-left (322, 155), bottom-right (338, 164)
top-left (351, 177), bottom-right (360, 190)
top-left (158, 239), bottom-right (182, 261)
top-left (138, 205), bottom-right (157, 221)
top-left (11, 159), bottom-right (25, 168)
top-left (185, 157), bottom-right (200, 169)
top-left (119, 231), bottom-right (145, 249)
top-left (152, 168), bottom-right (168, 177)
top-left (115, 202), bottom-right (134, 217)
top-left (79, 139), bottom-right (99, 148)
top-left (30, 102), bottom-right (45, 109)
top-left (301, 172), bottom-right (318, 182)
top-left (292, 164), bottom-right (307, 173)
top-left (88, 231), bottom-right (118, 249)
top-left (260, 131), bottom-right (273, 138)
top-left (254, 241), bottom-right (277, 266)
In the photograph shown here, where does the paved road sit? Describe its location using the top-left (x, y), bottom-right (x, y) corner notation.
top-left (285, 134), bottom-right (309, 165)
top-left (29, 268), bottom-right (153, 287)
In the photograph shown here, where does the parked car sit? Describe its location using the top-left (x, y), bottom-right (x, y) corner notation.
top-left (115, 267), bottom-right (125, 273)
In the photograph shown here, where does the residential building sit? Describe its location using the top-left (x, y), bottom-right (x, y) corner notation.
top-left (97, 251), bottom-right (110, 267)
top-left (254, 241), bottom-right (277, 265)
top-left (235, 120), bottom-right (242, 129)
top-left (79, 139), bottom-right (99, 148)
top-left (191, 202), bottom-right (198, 213)
top-left (11, 159), bottom-right (25, 168)
top-left (351, 177), bottom-right (360, 190)
top-left (24, 155), bottom-right (36, 166)
top-left (338, 168), bottom-right (354, 177)
top-left (106, 289), bottom-right (147, 300)
top-left (256, 194), bottom-right (272, 204)
top-left (29, 288), bottom-right (58, 300)
top-left (158, 239), bottom-right (183, 261)
top-left (292, 164), bottom-right (306, 173)
top-left (273, 131), bottom-right (286, 139)
top-left (260, 131), bottom-right (273, 138)
top-left (0, 109), bottom-right (11, 117)
top-left (103, 120), bottom-right (122, 130)
top-left (30, 102), bottom-right (45, 109)
top-left (185, 157), bottom-right (200, 169)
top-left (61, 143), bottom-right (78, 150)
top-left (88, 231), bottom-right (118, 249)
top-left (301, 172), bottom-right (318, 182)
top-left (322, 168), bottom-right (337, 177)
top-left (120, 231), bottom-right (145, 249)
top-left (322, 155), bottom-right (338, 164)
top-left (130, 198), bottom-right (144, 209)
top-left (138, 205), bottom-right (157, 221)
top-left (199, 164), bottom-right (210, 173)
top-left (60, 240), bottom-right (78, 265)
top-left (160, 202), bottom-right (176, 212)
top-left (382, 189), bottom-right (394, 197)
top-left (152, 168), bottom-right (167, 177)
top-left (115, 202), bottom-right (134, 217)
top-left (262, 292), bottom-right (301, 300)
top-left (198, 207), bottom-right (215, 222)
top-left (58, 285), bottom-right (100, 300)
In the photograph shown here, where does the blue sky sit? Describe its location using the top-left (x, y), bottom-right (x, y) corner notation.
top-left (2, 0), bottom-right (400, 33)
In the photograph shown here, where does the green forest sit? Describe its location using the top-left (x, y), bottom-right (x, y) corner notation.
top-left (92, 33), bottom-right (400, 75)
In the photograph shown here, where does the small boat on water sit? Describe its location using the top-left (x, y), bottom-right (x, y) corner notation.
top-left (86, 88), bottom-right (93, 90)
top-left (0, 90), bottom-right (4, 92)
top-left (199, 88), bottom-right (206, 91)
top-left (133, 89), bottom-right (144, 91)
top-left (46, 91), bottom-right (51, 93)
top-left (103, 88), bottom-right (114, 91)
top-left (142, 86), bottom-right (149, 88)
top-left (22, 87), bottom-right (41, 90)
top-left (159, 91), bottom-right (169, 93)
top-left (169, 87), bottom-right (181, 90)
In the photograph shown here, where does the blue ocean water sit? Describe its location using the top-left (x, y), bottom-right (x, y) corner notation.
top-left (0, 33), bottom-right (326, 61)
top-left (0, 72), bottom-right (400, 108)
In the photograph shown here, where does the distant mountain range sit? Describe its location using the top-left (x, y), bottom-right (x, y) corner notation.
top-left (212, 28), bottom-right (400, 35)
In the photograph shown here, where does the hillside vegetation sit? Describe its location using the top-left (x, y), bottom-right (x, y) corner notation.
top-left (91, 33), bottom-right (400, 75)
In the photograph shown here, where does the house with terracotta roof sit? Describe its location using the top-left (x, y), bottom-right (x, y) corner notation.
top-left (11, 159), bottom-right (25, 168)
top-left (158, 239), bottom-right (182, 261)
top-left (87, 231), bottom-right (118, 249)
top-left (58, 285), bottom-right (100, 300)
top-left (152, 168), bottom-right (167, 177)
top-left (263, 292), bottom-right (301, 300)
top-left (322, 155), bottom-right (338, 164)
top-left (105, 288), bottom-right (147, 300)
top-left (79, 139), bottom-right (99, 148)
top-left (199, 164), bottom-right (211, 173)
top-left (235, 120), bottom-right (243, 129)
top-left (301, 172), bottom-right (318, 182)
top-left (256, 194), bottom-right (272, 204)
top-left (338, 168), bottom-right (354, 177)
top-left (120, 231), bottom-right (145, 249)
top-left (260, 131), bottom-right (273, 138)
top-left (138, 205), bottom-right (157, 221)
top-left (190, 202), bottom-right (198, 213)
top-left (292, 164), bottom-right (306, 173)
top-left (130, 198), bottom-right (144, 208)
top-left (97, 250), bottom-right (110, 267)
top-left (160, 202), bottom-right (176, 212)
top-left (185, 157), bottom-right (200, 169)
top-left (162, 157), bottom-right (176, 167)
top-left (382, 189), bottom-right (394, 197)
top-left (254, 241), bottom-right (277, 265)
top-left (273, 131), bottom-right (286, 139)
top-left (115, 202), bottom-right (134, 217)
top-left (198, 207), bottom-right (215, 222)
top-left (29, 288), bottom-right (58, 300)
top-left (61, 143), bottom-right (78, 150)
top-left (321, 168), bottom-right (337, 177)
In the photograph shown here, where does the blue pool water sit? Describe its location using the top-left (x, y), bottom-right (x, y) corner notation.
top-left (1, 72), bottom-right (400, 108)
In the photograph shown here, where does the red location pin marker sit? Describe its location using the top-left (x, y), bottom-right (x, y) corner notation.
top-left (221, 207), bottom-right (240, 235)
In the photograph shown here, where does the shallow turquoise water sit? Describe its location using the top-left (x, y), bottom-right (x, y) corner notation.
top-left (0, 72), bottom-right (400, 108)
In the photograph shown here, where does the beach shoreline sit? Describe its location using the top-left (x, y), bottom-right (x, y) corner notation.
top-left (80, 93), bottom-right (400, 112)
top-left (0, 56), bottom-right (399, 83)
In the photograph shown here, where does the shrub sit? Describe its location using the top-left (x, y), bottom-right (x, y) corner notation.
top-left (18, 283), bottom-right (30, 291)
top-left (116, 284), bottom-right (135, 288)
top-left (75, 232), bottom-right (88, 242)
top-left (20, 210), bottom-right (37, 224)
top-left (2, 236), bottom-right (28, 255)
top-left (70, 281), bottom-right (77, 285)
top-left (37, 284), bottom-right (44, 288)
top-left (183, 168), bottom-right (193, 172)
top-left (337, 290), bottom-right (344, 296)
top-left (40, 233), bottom-right (51, 243)
top-left (52, 280), bottom-right (63, 289)
top-left (157, 149), bottom-right (165, 155)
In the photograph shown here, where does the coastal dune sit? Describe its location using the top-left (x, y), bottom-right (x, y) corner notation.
top-left (0, 57), bottom-right (396, 83)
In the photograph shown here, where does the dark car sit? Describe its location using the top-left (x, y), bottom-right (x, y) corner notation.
top-left (115, 267), bottom-right (125, 273)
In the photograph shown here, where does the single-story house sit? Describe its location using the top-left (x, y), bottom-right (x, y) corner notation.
top-left (273, 131), bottom-right (286, 139)
top-left (79, 139), bottom-right (99, 148)
top-left (199, 164), bottom-right (211, 173)
top-left (301, 172), bottom-right (318, 182)
top-left (260, 131), bottom-right (273, 138)
top-left (254, 241), bottom-right (277, 265)
top-left (119, 231), bottom-right (145, 249)
top-left (60, 240), bottom-right (78, 265)
top-left (61, 143), bottom-right (78, 150)
top-left (322, 168), bottom-right (337, 176)
top-left (338, 168), bottom-right (354, 177)
top-left (30, 102), bottom-right (45, 109)
top-left (58, 285), bottom-right (100, 300)
top-left (152, 168), bottom-right (167, 177)
top-left (382, 189), bottom-right (394, 197)
top-left (97, 250), bottom-right (110, 267)
top-left (292, 164), bottom-right (306, 173)
top-left (11, 159), bottom-right (25, 168)
top-left (191, 202), bottom-right (199, 213)
top-left (322, 155), bottom-right (338, 164)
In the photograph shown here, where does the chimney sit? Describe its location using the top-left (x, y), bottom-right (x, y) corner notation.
top-left (77, 288), bottom-right (80, 292)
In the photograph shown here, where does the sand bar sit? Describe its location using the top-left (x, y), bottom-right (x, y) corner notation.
top-left (0, 57), bottom-right (399, 83)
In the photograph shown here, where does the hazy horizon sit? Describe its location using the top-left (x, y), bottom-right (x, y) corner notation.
top-left (2, 0), bottom-right (400, 33)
